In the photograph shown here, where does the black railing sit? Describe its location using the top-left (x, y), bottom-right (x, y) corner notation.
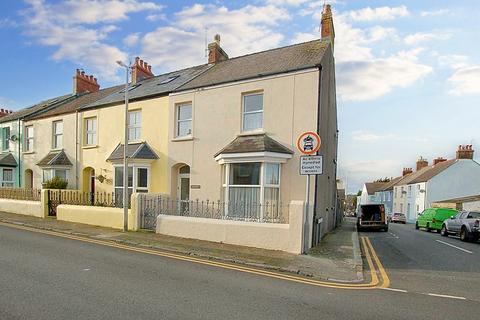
top-left (138, 194), bottom-right (288, 224)
top-left (47, 190), bottom-right (130, 208)
top-left (0, 188), bottom-right (41, 201)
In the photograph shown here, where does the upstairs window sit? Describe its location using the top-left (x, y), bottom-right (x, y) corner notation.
top-left (2, 127), bottom-right (10, 151)
top-left (52, 121), bottom-right (63, 149)
top-left (128, 111), bottom-right (141, 141)
top-left (242, 93), bottom-right (263, 132)
top-left (25, 126), bottom-right (34, 152)
top-left (176, 103), bottom-right (192, 137)
top-left (84, 117), bottom-right (97, 146)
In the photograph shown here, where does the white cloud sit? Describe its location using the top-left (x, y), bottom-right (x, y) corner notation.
top-left (266, 0), bottom-right (310, 6)
top-left (123, 33), bottom-right (140, 47)
top-left (22, 0), bottom-right (162, 81)
top-left (438, 54), bottom-right (469, 69)
top-left (448, 66), bottom-right (480, 95)
top-left (404, 31), bottom-right (452, 45)
top-left (343, 5), bottom-right (409, 22)
top-left (421, 9), bottom-right (448, 17)
top-left (140, 4), bottom-right (290, 72)
top-left (352, 131), bottom-right (429, 143)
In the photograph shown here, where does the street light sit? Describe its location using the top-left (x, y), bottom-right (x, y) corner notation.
top-left (117, 60), bottom-right (130, 232)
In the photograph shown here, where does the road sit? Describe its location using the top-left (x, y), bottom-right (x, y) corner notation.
top-left (364, 222), bottom-right (480, 301)
top-left (1, 223), bottom-right (479, 320)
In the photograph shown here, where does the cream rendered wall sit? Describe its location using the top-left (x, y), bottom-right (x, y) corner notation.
top-left (0, 120), bottom-right (22, 187)
top-left (79, 96), bottom-right (169, 194)
top-left (168, 69), bottom-right (320, 205)
top-left (23, 113), bottom-right (78, 189)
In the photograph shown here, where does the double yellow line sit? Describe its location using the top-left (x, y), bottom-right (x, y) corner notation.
top-left (0, 221), bottom-right (389, 290)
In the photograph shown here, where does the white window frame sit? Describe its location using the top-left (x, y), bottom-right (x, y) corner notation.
top-left (222, 162), bottom-right (281, 221)
top-left (42, 168), bottom-right (69, 183)
top-left (176, 103), bottom-right (192, 138)
top-left (2, 127), bottom-right (10, 151)
top-left (127, 110), bottom-right (141, 141)
top-left (242, 92), bottom-right (263, 132)
top-left (52, 121), bottom-right (63, 149)
top-left (113, 164), bottom-right (150, 194)
top-left (84, 117), bottom-right (97, 146)
top-left (25, 125), bottom-right (34, 152)
top-left (1, 168), bottom-right (14, 187)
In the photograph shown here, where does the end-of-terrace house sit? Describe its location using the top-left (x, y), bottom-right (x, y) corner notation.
top-left (77, 57), bottom-right (210, 199)
top-left (0, 95), bottom-right (74, 188)
top-left (22, 70), bottom-right (121, 189)
top-left (359, 182), bottom-right (388, 206)
top-left (374, 176), bottom-right (403, 215)
top-left (167, 4), bottom-right (338, 244)
top-left (394, 145), bottom-right (480, 222)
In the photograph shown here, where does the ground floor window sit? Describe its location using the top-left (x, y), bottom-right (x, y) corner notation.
top-left (42, 168), bottom-right (68, 182)
top-left (222, 162), bottom-right (280, 220)
top-left (114, 165), bottom-right (150, 205)
top-left (1, 168), bottom-right (14, 187)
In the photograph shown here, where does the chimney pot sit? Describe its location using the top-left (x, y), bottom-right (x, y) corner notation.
top-left (73, 69), bottom-right (100, 94)
top-left (208, 33), bottom-right (229, 64)
top-left (131, 56), bottom-right (154, 84)
top-left (321, 3), bottom-right (335, 50)
top-left (456, 144), bottom-right (475, 160)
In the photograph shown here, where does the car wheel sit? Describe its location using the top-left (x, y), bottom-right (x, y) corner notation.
top-left (460, 227), bottom-right (469, 242)
top-left (426, 223), bottom-right (431, 232)
top-left (415, 222), bottom-right (419, 230)
top-left (441, 225), bottom-right (448, 237)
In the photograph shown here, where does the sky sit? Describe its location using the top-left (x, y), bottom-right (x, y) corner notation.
top-left (0, 0), bottom-right (479, 193)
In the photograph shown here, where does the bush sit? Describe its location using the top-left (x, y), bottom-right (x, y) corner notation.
top-left (43, 176), bottom-right (68, 189)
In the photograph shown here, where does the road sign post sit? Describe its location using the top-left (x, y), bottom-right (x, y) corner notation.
top-left (296, 132), bottom-right (322, 253)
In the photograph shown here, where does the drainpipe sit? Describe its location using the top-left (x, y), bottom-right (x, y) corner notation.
top-left (18, 118), bottom-right (21, 187)
top-left (75, 110), bottom-right (79, 189)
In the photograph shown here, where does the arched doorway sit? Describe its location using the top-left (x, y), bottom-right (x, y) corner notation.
top-left (82, 167), bottom-right (95, 193)
top-left (24, 169), bottom-right (33, 189)
top-left (178, 165), bottom-right (190, 201)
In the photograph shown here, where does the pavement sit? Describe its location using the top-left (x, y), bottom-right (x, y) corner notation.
top-left (1, 216), bottom-right (479, 319)
top-left (0, 211), bottom-right (362, 282)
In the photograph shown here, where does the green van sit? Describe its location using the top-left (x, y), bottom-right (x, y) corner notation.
top-left (416, 208), bottom-right (457, 232)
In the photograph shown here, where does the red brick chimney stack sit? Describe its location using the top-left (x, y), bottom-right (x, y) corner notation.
top-left (433, 157), bottom-right (447, 165)
top-left (0, 108), bottom-right (13, 118)
top-left (416, 157), bottom-right (428, 171)
top-left (321, 4), bottom-right (335, 50)
top-left (73, 69), bottom-right (100, 94)
top-left (402, 168), bottom-right (413, 176)
top-left (131, 57), bottom-right (154, 84)
top-left (208, 34), bottom-right (229, 64)
top-left (456, 145), bottom-right (474, 160)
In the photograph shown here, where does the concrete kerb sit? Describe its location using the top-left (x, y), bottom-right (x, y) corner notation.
top-left (0, 216), bottom-right (362, 282)
top-left (351, 223), bottom-right (364, 282)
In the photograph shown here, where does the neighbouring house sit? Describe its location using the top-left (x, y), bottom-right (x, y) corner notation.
top-left (393, 145), bottom-right (480, 222)
top-left (0, 96), bottom-right (73, 188)
top-left (22, 70), bottom-right (120, 189)
top-left (374, 176), bottom-right (403, 215)
top-left (167, 4), bottom-right (338, 244)
top-left (359, 182), bottom-right (388, 206)
top-left (77, 58), bottom-right (210, 199)
top-left (432, 194), bottom-right (480, 211)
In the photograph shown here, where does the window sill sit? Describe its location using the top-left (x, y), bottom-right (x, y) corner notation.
top-left (51, 148), bottom-right (63, 152)
top-left (23, 151), bottom-right (35, 155)
top-left (82, 145), bottom-right (98, 149)
top-left (172, 136), bottom-right (194, 142)
top-left (238, 130), bottom-right (265, 136)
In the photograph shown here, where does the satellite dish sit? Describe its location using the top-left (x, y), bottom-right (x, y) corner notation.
top-left (9, 135), bottom-right (17, 141)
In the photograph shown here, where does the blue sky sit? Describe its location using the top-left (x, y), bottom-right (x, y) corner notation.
top-left (0, 0), bottom-right (479, 193)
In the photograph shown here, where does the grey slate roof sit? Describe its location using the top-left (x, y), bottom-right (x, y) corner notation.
top-left (37, 150), bottom-right (73, 167)
top-left (0, 153), bottom-right (18, 167)
top-left (214, 134), bottom-right (294, 157)
top-left (178, 39), bottom-right (329, 91)
top-left (365, 182), bottom-right (389, 195)
top-left (0, 94), bottom-right (73, 124)
top-left (106, 142), bottom-right (159, 161)
top-left (378, 176), bottom-right (403, 192)
top-left (82, 64), bottom-right (211, 110)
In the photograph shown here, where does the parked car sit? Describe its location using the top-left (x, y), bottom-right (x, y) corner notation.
top-left (415, 208), bottom-right (457, 232)
top-left (357, 204), bottom-right (388, 231)
top-left (441, 211), bottom-right (480, 242)
top-left (391, 212), bottom-right (406, 224)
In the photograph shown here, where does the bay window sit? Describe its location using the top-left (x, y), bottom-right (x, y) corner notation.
top-left (42, 169), bottom-right (68, 182)
top-left (114, 165), bottom-right (150, 206)
top-left (1, 168), bottom-right (14, 187)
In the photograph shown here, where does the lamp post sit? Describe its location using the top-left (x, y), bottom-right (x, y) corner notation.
top-left (116, 60), bottom-right (130, 232)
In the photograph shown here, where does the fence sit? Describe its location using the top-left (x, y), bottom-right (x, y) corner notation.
top-left (0, 188), bottom-right (41, 201)
top-left (138, 194), bottom-right (288, 228)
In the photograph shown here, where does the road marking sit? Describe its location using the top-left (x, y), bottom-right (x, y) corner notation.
top-left (435, 240), bottom-right (473, 254)
top-left (427, 293), bottom-right (466, 300)
top-left (381, 287), bottom-right (407, 293)
top-left (0, 221), bottom-right (390, 290)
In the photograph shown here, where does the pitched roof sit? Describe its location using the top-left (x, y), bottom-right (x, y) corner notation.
top-left (106, 142), bottom-right (159, 162)
top-left (0, 153), bottom-right (17, 167)
top-left (214, 134), bottom-right (294, 157)
top-left (365, 182), bottom-right (389, 195)
top-left (378, 176), bottom-right (403, 191)
top-left (82, 64), bottom-right (211, 110)
top-left (178, 39), bottom-right (329, 91)
top-left (26, 85), bottom-right (124, 120)
top-left (37, 150), bottom-right (72, 167)
top-left (0, 94), bottom-right (73, 124)
top-left (408, 159), bottom-right (457, 184)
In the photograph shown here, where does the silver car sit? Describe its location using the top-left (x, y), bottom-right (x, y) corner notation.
top-left (441, 211), bottom-right (480, 242)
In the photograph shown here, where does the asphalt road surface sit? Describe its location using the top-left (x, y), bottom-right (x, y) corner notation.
top-left (364, 222), bottom-right (480, 301)
top-left (1, 223), bottom-right (479, 320)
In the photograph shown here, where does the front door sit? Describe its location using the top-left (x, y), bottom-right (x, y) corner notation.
top-left (90, 170), bottom-right (96, 205)
top-left (178, 166), bottom-right (190, 215)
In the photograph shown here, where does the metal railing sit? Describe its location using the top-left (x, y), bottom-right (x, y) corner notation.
top-left (138, 194), bottom-right (288, 224)
top-left (47, 190), bottom-right (129, 208)
top-left (0, 188), bottom-right (41, 201)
